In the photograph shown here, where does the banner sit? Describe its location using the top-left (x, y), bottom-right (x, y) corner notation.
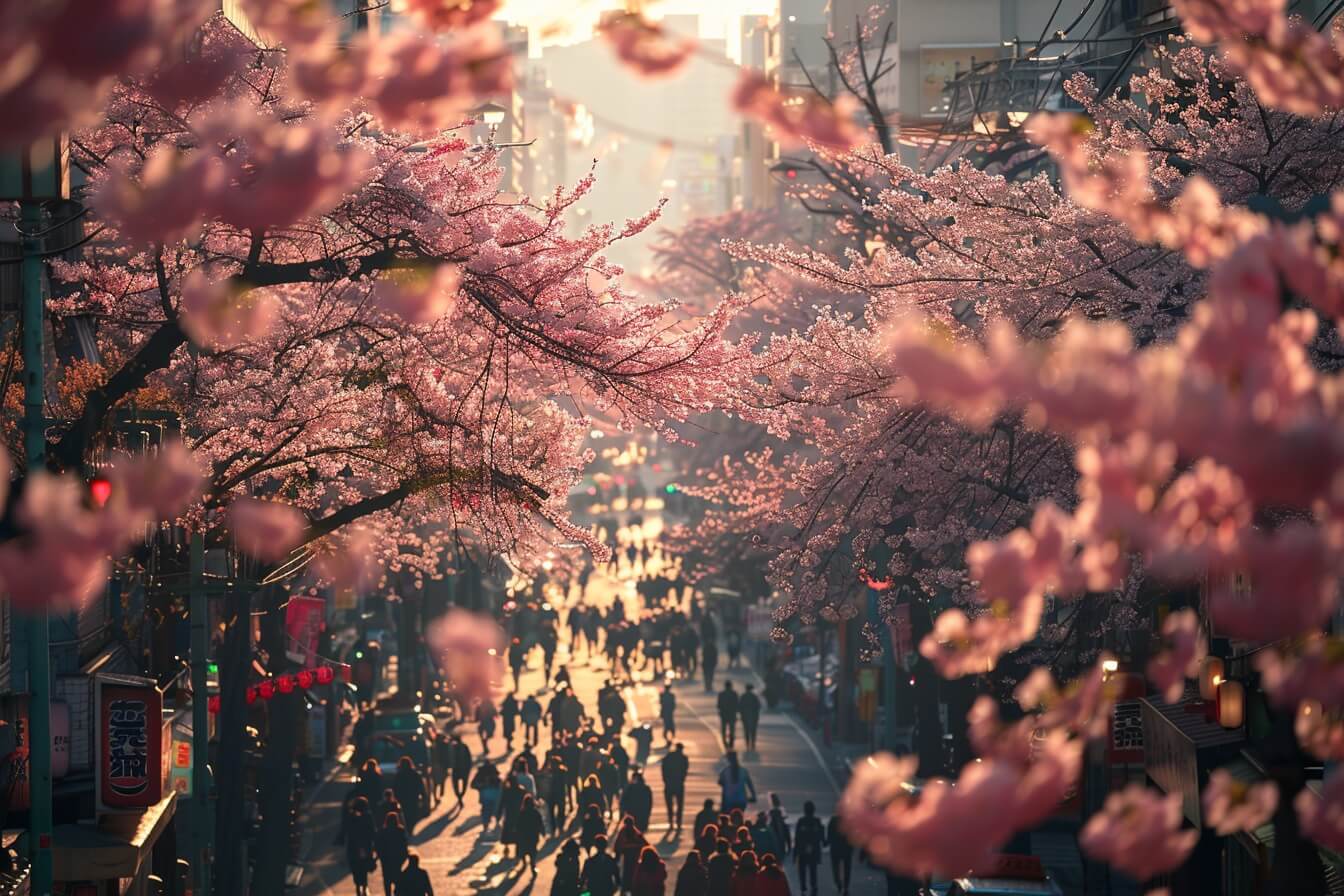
top-left (285, 595), bottom-right (326, 668)
top-left (95, 674), bottom-right (165, 812)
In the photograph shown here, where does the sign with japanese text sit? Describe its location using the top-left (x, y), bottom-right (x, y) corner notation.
top-left (95, 674), bottom-right (164, 812)
top-left (1107, 673), bottom-right (1148, 765)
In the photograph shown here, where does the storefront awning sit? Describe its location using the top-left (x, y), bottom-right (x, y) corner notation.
top-left (52, 792), bottom-right (176, 881)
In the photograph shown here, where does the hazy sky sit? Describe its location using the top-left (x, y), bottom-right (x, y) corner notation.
top-left (499, 0), bottom-right (774, 57)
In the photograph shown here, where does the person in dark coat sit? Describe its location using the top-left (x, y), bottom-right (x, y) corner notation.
top-left (581, 835), bottom-right (622, 896)
top-left (499, 773), bottom-right (526, 856)
top-left (578, 773), bottom-right (607, 819)
top-left (449, 734), bottom-right (472, 803)
top-left (750, 812), bottom-right (782, 863)
top-left (716, 682), bottom-right (739, 748)
top-left (738, 685), bottom-right (762, 751)
top-left (613, 815), bottom-right (649, 893)
top-left (730, 850), bottom-right (759, 896)
top-left (768, 794), bottom-right (791, 857)
top-left (827, 814), bottom-right (854, 895)
top-left (393, 756), bottom-right (428, 833)
top-left (661, 743), bottom-right (689, 830)
top-left (522, 694), bottom-right (543, 746)
top-left (702, 639), bottom-right (719, 692)
top-left (659, 685), bottom-right (677, 742)
top-left (794, 801), bottom-right (825, 896)
top-left (540, 754), bottom-right (570, 834)
top-left (620, 770), bottom-right (654, 834)
top-left (394, 853), bottom-right (434, 896)
top-left (475, 699), bottom-right (497, 754)
top-left (341, 759), bottom-right (385, 846)
top-left (696, 823), bottom-right (720, 860)
top-left (515, 795), bottom-right (546, 874)
top-left (346, 797), bottom-right (377, 896)
top-left (693, 799), bottom-right (718, 844)
top-left (552, 839), bottom-right (583, 896)
top-left (631, 846), bottom-right (668, 896)
top-left (756, 853), bottom-right (792, 896)
top-left (471, 762), bottom-right (502, 829)
top-left (377, 790), bottom-right (405, 830)
top-left (706, 839), bottom-right (736, 896)
top-left (674, 850), bottom-right (708, 896)
top-left (501, 692), bottom-right (520, 746)
top-left (581, 803), bottom-right (607, 853)
top-left (431, 733), bottom-right (451, 799)
top-left (374, 812), bottom-right (409, 896)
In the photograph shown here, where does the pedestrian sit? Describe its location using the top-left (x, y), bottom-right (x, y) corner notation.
top-left (674, 850), bottom-right (708, 896)
top-left (732, 826), bottom-right (755, 857)
top-left (620, 769), bottom-right (654, 834)
top-left (578, 773), bottom-right (607, 819)
top-left (431, 733), bottom-right (450, 800)
top-left (581, 835), bottom-right (622, 896)
top-left (756, 853), bottom-right (792, 896)
top-left (730, 850), bottom-right (759, 896)
top-left (629, 723), bottom-right (654, 767)
top-left (793, 801), bottom-right (824, 896)
top-left (541, 624), bottom-right (559, 682)
top-left (659, 684), bottom-right (677, 742)
top-left (555, 665), bottom-right (573, 691)
top-left (695, 822), bottom-right (719, 859)
top-left (509, 637), bottom-right (527, 690)
top-left (374, 812), bottom-right (409, 896)
top-left (660, 742), bottom-right (688, 829)
top-left (553, 839), bottom-right (584, 896)
top-left (522, 693), bottom-right (543, 745)
top-left (471, 761), bottom-right (502, 830)
top-left (693, 799), bottom-right (718, 842)
top-left (750, 812), bottom-right (782, 861)
top-left (475, 698), bottom-right (497, 754)
top-left (707, 839), bottom-right (736, 896)
top-left (827, 813), bottom-right (853, 895)
top-left (631, 846), bottom-right (668, 896)
top-left (726, 629), bottom-right (742, 668)
top-left (581, 803), bottom-right (607, 853)
top-left (717, 751), bottom-right (756, 813)
top-left (393, 756), bottom-right (428, 834)
top-left (768, 794), bottom-right (791, 857)
top-left (501, 692), bottom-right (520, 746)
top-left (449, 733), bottom-right (473, 803)
top-left (394, 853), bottom-right (433, 896)
top-left (516, 794), bottom-right (546, 875)
top-left (541, 754), bottom-right (570, 833)
top-left (717, 682), bottom-right (739, 748)
top-left (345, 797), bottom-right (377, 896)
top-left (614, 814), bottom-right (649, 893)
top-left (702, 638), bottom-right (719, 692)
top-left (738, 684), bottom-right (761, 751)
top-left (341, 758), bottom-right (386, 845)
top-left (610, 738), bottom-right (632, 787)
top-left (377, 789), bottom-right (404, 830)
top-left (500, 771), bottom-right (526, 856)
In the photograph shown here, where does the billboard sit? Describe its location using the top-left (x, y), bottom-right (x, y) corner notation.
top-left (95, 674), bottom-right (165, 812)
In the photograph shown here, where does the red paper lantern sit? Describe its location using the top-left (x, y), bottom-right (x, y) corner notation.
top-left (297, 670), bottom-right (314, 689)
top-left (89, 476), bottom-right (113, 508)
top-left (259, 681), bottom-right (275, 700)
top-left (276, 675), bottom-right (294, 694)
top-left (246, 687), bottom-right (258, 705)
top-left (208, 696), bottom-right (221, 714)
top-left (316, 666), bottom-right (335, 685)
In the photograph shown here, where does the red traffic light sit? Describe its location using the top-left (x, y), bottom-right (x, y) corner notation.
top-left (89, 476), bottom-right (113, 508)
top-left (208, 695), bottom-right (221, 714)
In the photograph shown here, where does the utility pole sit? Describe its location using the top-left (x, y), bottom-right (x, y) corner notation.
top-left (190, 532), bottom-right (213, 895)
top-left (21, 197), bottom-right (53, 896)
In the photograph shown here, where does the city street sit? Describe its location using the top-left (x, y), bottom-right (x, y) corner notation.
top-left (294, 548), bottom-right (884, 896)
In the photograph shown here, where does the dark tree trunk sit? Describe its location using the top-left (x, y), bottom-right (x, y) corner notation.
top-left (214, 582), bottom-right (254, 896)
top-left (252, 688), bottom-right (303, 894)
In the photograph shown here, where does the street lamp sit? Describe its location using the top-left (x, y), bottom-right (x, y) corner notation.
top-left (473, 102), bottom-right (508, 139)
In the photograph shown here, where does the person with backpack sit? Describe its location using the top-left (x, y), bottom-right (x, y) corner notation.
top-left (661, 742), bottom-right (689, 831)
top-left (716, 751), bottom-right (756, 813)
top-left (793, 801), bottom-right (825, 896)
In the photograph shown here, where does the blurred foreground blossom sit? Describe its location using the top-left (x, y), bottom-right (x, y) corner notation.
top-left (599, 13), bottom-right (697, 78)
top-left (372, 264), bottom-right (461, 324)
top-left (311, 526), bottom-right (382, 594)
top-left (1146, 609), bottom-right (1207, 703)
top-left (425, 609), bottom-right (504, 703)
top-left (179, 269), bottom-right (279, 350)
top-left (1203, 768), bottom-right (1278, 835)
top-left (227, 497), bottom-right (307, 562)
top-left (1080, 786), bottom-right (1197, 881)
top-left (732, 71), bottom-right (862, 152)
top-left (1297, 773), bottom-right (1344, 852)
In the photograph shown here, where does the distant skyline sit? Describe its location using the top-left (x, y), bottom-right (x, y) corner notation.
top-left (499, 0), bottom-right (775, 59)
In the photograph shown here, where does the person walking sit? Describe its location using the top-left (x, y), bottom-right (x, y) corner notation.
top-left (471, 761), bottom-right (502, 831)
top-left (394, 854), bottom-right (433, 896)
top-left (730, 850), bottom-right (759, 896)
top-left (614, 815), bottom-right (649, 894)
top-left (501, 692), bottom-right (520, 747)
top-left (725, 629), bottom-right (743, 669)
top-left (707, 839), bottom-right (736, 896)
top-left (631, 846), bottom-right (668, 896)
top-left (541, 754), bottom-right (570, 834)
top-left (659, 685), bottom-right (677, 742)
top-left (581, 835), bottom-right (622, 896)
top-left (661, 743), bottom-right (688, 830)
top-left (578, 773), bottom-right (607, 820)
top-left (393, 756), bottom-right (428, 834)
top-left (756, 854), bottom-right (792, 896)
top-left (374, 812), bottom-right (409, 896)
top-left (768, 794), bottom-right (791, 858)
top-left (346, 797), bottom-right (377, 896)
top-left (581, 803), bottom-right (607, 853)
top-left (738, 684), bottom-right (762, 752)
top-left (702, 638), bottom-right (719, 692)
top-left (693, 799), bottom-right (718, 842)
top-left (717, 682), bottom-right (739, 748)
top-left (696, 823), bottom-right (720, 859)
top-left (827, 813), bottom-right (853, 896)
top-left (516, 794), bottom-right (546, 875)
top-left (522, 693), bottom-right (543, 746)
top-left (717, 751), bottom-right (756, 813)
top-left (674, 851), bottom-right (708, 896)
top-left (553, 839), bottom-right (583, 896)
top-left (475, 698), bottom-right (497, 754)
top-left (750, 812), bottom-right (782, 862)
top-left (430, 733), bottom-right (450, 801)
top-left (620, 769), bottom-right (654, 834)
top-left (341, 758), bottom-right (386, 845)
top-left (449, 734), bottom-right (473, 804)
top-left (500, 772), bottom-right (526, 857)
top-left (793, 802), bottom-right (825, 896)
top-left (377, 790), bottom-right (405, 831)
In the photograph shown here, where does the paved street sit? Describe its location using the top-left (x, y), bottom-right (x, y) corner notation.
top-left (294, 547), bottom-right (883, 895)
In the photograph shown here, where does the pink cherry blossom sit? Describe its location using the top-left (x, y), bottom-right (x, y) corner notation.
top-left (91, 145), bottom-right (226, 246)
top-left (1203, 768), bottom-right (1278, 835)
top-left (1296, 773), bottom-right (1344, 852)
top-left (1295, 701), bottom-right (1344, 761)
top-left (1146, 609), bottom-right (1207, 703)
top-left (1207, 523), bottom-right (1339, 642)
top-left (600, 13), bottom-right (697, 79)
top-left (732, 70), bottom-right (862, 152)
top-left (425, 609), bottom-right (505, 703)
top-left (227, 498), bottom-right (307, 562)
top-left (110, 441), bottom-right (206, 519)
top-left (371, 265), bottom-right (461, 324)
top-left (178, 269), bottom-right (279, 351)
top-left (310, 526), bottom-right (382, 594)
top-left (1080, 786), bottom-right (1197, 881)
top-left (1253, 635), bottom-right (1344, 709)
top-left (401, 0), bottom-right (502, 31)
top-left (919, 595), bottom-right (1043, 678)
top-left (1015, 656), bottom-right (1115, 741)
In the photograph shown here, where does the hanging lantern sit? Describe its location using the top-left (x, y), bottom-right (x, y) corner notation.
top-left (259, 681), bottom-right (275, 700)
top-left (297, 670), bottom-right (314, 689)
top-left (1199, 656), bottom-right (1225, 701)
top-left (1218, 680), bottom-right (1245, 729)
top-left (316, 666), bottom-right (335, 685)
top-left (208, 696), bottom-right (221, 714)
top-left (276, 675), bottom-right (295, 694)
top-left (89, 476), bottom-right (113, 508)
top-left (246, 687), bottom-right (258, 705)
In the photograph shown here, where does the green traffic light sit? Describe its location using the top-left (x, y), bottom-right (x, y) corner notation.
top-left (207, 662), bottom-right (218, 676)
top-left (665, 484), bottom-right (677, 494)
